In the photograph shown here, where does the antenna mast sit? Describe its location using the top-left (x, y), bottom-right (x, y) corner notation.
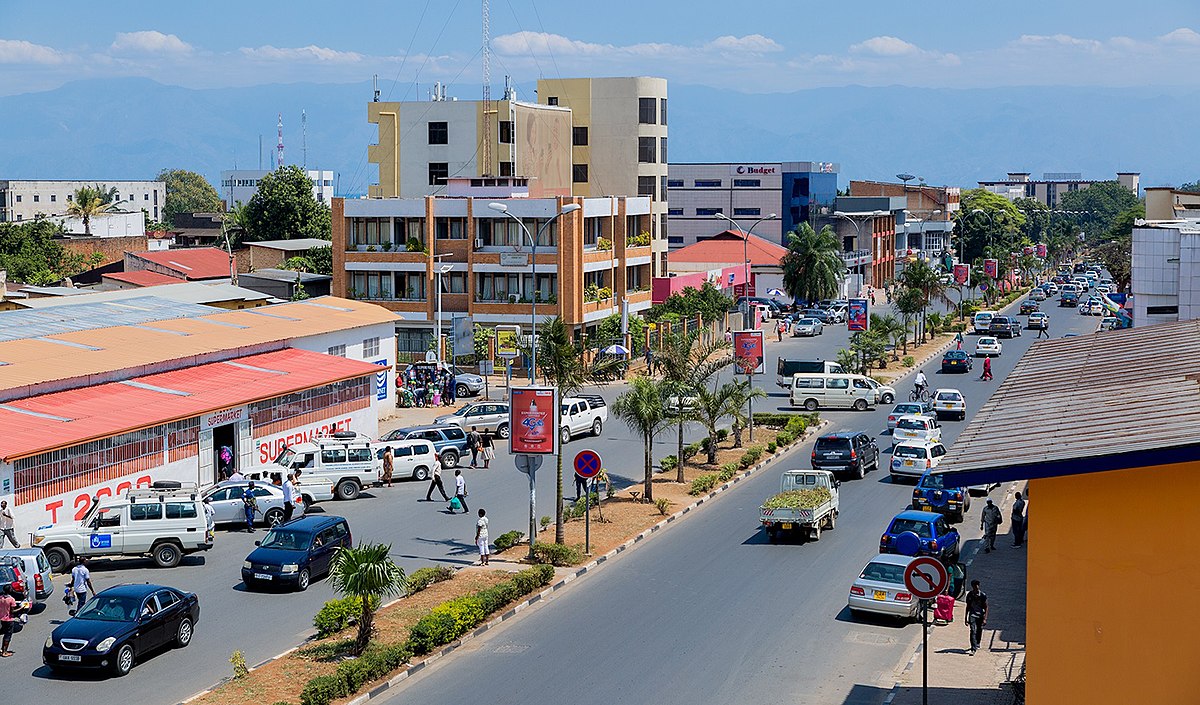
top-left (276, 113), bottom-right (285, 168)
top-left (302, 109), bottom-right (308, 170)
top-left (481, 0), bottom-right (492, 177)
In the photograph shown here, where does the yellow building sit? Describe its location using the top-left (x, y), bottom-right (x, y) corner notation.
top-left (935, 319), bottom-right (1200, 704)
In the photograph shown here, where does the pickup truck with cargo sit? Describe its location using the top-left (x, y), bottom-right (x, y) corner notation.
top-left (244, 432), bottom-right (381, 501)
top-left (759, 469), bottom-right (840, 542)
top-left (560, 395), bottom-right (608, 443)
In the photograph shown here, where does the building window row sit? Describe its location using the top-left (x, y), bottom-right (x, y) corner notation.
top-left (732, 179), bottom-right (761, 188)
top-left (249, 378), bottom-right (372, 431)
top-left (476, 273), bottom-right (557, 303)
top-left (694, 179), bottom-right (722, 188)
top-left (435, 217), bottom-right (467, 240)
top-left (14, 427), bottom-right (168, 503)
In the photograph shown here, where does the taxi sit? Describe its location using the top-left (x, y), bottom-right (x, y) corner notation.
top-left (932, 388), bottom-right (966, 421)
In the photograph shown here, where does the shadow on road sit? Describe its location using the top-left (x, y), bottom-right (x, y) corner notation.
top-left (833, 604), bottom-right (911, 628)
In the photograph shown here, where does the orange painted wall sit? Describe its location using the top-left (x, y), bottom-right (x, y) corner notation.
top-left (1027, 460), bottom-right (1200, 704)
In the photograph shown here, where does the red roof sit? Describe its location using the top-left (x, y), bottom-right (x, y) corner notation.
top-left (0, 348), bottom-right (383, 461)
top-left (130, 247), bottom-right (231, 280)
top-left (102, 270), bottom-right (183, 287)
top-left (669, 230), bottom-right (788, 266)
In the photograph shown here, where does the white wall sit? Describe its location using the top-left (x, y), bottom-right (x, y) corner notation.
top-left (290, 321), bottom-right (397, 416)
top-left (57, 211), bottom-right (146, 237)
top-left (1132, 225), bottom-right (1181, 326)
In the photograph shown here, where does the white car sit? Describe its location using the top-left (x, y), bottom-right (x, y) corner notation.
top-left (974, 337), bottom-right (1003, 357)
top-left (1042, 282), bottom-right (1059, 294)
top-left (887, 401), bottom-right (933, 430)
top-left (1099, 316), bottom-right (1121, 331)
top-left (848, 553), bottom-right (920, 620)
top-left (932, 388), bottom-right (966, 421)
top-left (865, 377), bottom-right (897, 405)
top-left (1096, 284), bottom-right (1112, 295)
top-left (824, 304), bottom-right (848, 323)
top-left (890, 439), bottom-right (948, 481)
top-left (892, 414), bottom-right (943, 446)
top-left (1029, 289), bottom-right (1047, 302)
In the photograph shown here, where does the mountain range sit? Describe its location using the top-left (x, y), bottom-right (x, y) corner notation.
top-left (0, 77), bottom-right (1193, 195)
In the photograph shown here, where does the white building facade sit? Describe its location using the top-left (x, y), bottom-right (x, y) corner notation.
top-left (1131, 220), bottom-right (1200, 326)
top-left (0, 179), bottom-right (165, 223)
top-left (221, 169), bottom-right (336, 208)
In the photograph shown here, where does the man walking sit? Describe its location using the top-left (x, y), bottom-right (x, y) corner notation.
top-left (242, 482), bottom-right (259, 532)
top-left (425, 462), bottom-right (451, 502)
top-left (453, 469), bottom-right (469, 514)
top-left (281, 473), bottom-right (296, 523)
top-left (980, 498), bottom-right (1003, 552)
top-left (475, 508), bottom-right (491, 566)
top-left (467, 427), bottom-right (482, 468)
top-left (964, 580), bottom-right (988, 655)
top-left (1037, 320), bottom-right (1050, 339)
top-left (69, 557), bottom-right (95, 615)
top-left (0, 500), bottom-right (18, 548)
top-left (381, 447), bottom-right (395, 488)
top-left (1011, 491), bottom-right (1027, 547)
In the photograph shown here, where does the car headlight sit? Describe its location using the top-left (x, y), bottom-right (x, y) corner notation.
top-left (32, 535), bottom-right (44, 545)
top-left (96, 637), bottom-right (117, 653)
top-left (243, 560), bottom-right (252, 569)
top-left (282, 564), bottom-right (299, 573)
top-left (45, 636), bottom-right (54, 648)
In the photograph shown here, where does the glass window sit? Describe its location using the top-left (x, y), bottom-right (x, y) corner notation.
top-left (327, 344), bottom-right (346, 357)
top-left (639, 97), bottom-right (656, 124)
top-left (398, 272), bottom-right (426, 300)
top-left (156, 590), bottom-right (179, 608)
top-left (667, 179), bottom-right (683, 188)
top-left (660, 97), bottom-right (667, 125)
top-left (638, 137), bottom-right (655, 163)
top-left (667, 208), bottom-right (684, 216)
top-left (696, 208), bottom-right (722, 216)
top-left (428, 162), bottom-right (448, 186)
top-left (499, 120), bottom-right (513, 144)
top-left (165, 502), bottom-right (197, 519)
top-left (827, 378), bottom-right (850, 390)
top-left (435, 217), bottom-right (467, 240)
top-left (547, 96), bottom-right (558, 106)
top-left (394, 444), bottom-right (413, 457)
top-left (660, 137), bottom-right (667, 164)
top-left (130, 503), bottom-right (163, 521)
top-left (428, 121), bottom-right (448, 144)
top-left (443, 272), bottom-right (467, 293)
top-left (638, 176), bottom-right (655, 198)
top-left (694, 179), bottom-right (722, 188)
top-left (363, 337), bottom-right (380, 357)
top-left (733, 207), bottom-right (761, 216)
top-left (348, 447), bottom-right (372, 462)
top-left (572, 126), bottom-right (588, 146)
top-left (573, 164), bottom-right (589, 183)
top-left (733, 179), bottom-right (761, 188)
top-left (321, 448), bottom-right (347, 464)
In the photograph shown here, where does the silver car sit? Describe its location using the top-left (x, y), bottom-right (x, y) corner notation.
top-left (847, 553), bottom-right (920, 620)
top-left (202, 481), bottom-right (296, 528)
top-left (791, 317), bottom-right (824, 337)
top-left (0, 547), bottom-right (54, 603)
top-left (887, 401), bottom-right (933, 430)
top-left (435, 402), bottom-right (511, 438)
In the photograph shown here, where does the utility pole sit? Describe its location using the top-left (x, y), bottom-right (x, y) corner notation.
top-left (481, 0), bottom-right (492, 176)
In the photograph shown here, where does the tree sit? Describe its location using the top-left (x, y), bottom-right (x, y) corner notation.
top-left (1013, 198), bottom-right (1050, 243)
top-left (723, 378), bottom-right (766, 448)
top-left (954, 189), bottom-right (1025, 263)
top-left (0, 220), bottom-right (106, 285)
top-left (1179, 181), bottom-right (1200, 194)
top-left (1059, 181), bottom-right (1139, 243)
top-left (328, 543), bottom-right (406, 656)
top-left (611, 375), bottom-right (670, 502)
top-left (595, 312), bottom-right (647, 355)
top-left (780, 222), bottom-right (845, 306)
top-left (647, 281), bottom-right (731, 324)
top-left (892, 287), bottom-right (924, 352)
top-left (870, 313), bottom-right (906, 360)
top-left (692, 381), bottom-right (743, 465)
top-left (655, 330), bottom-right (732, 481)
top-left (896, 259), bottom-right (948, 343)
top-left (158, 169), bottom-right (222, 225)
top-left (241, 165), bottom-right (332, 242)
top-left (66, 186), bottom-right (119, 236)
top-left (305, 244), bottom-right (334, 276)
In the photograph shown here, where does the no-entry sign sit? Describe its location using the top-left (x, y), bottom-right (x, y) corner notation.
top-left (573, 449), bottom-right (602, 480)
top-left (904, 556), bottom-right (949, 600)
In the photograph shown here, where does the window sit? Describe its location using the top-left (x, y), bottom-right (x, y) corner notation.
top-left (157, 590), bottom-right (180, 609)
top-left (696, 208), bottom-right (722, 216)
top-left (428, 162), bottom-right (448, 186)
top-left (661, 176), bottom-right (668, 199)
top-left (639, 97), bottom-right (656, 124)
top-left (327, 344), bottom-right (346, 357)
top-left (660, 137), bottom-right (667, 164)
top-left (584, 218), bottom-right (602, 247)
top-left (794, 378), bottom-right (824, 389)
top-left (499, 161), bottom-right (513, 177)
top-left (626, 266), bottom-right (647, 291)
top-left (165, 502), bottom-right (197, 519)
top-left (667, 179), bottom-right (683, 188)
top-left (443, 272), bottom-right (467, 293)
top-left (1147, 305), bottom-right (1179, 315)
top-left (638, 137), bottom-right (656, 163)
top-left (694, 179), bottom-right (722, 187)
top-left (435, 217), bottom-right (467, 240)
top-left (547, 96), bottom-right (559, 106)
top-left (667, 208), bottom-right (684, 216)
top-left (143, 193), bottom-right (149, 201)
top-left (363, 337), bottom-right (380, 357)
top-left (668, 236), bottom-right (684, 245)
top-left (400, 218), bottom-right (425, 247)
top-left (638, 176), bottom-right (656, 198)
top-left (350, 271), bottom-right (394, 300)
top-left (733, 207), bottom-right (761, 216)
top-left (33, 195), bottom-right (39, 202)
top-left (350, 217), bottom-right (389, 246)
top-left (499, 120), bottom-right (513, 144)
top-left (660, 98), bottom-right (667, 125)
top-left (321, 448), bottom-right (347, 464)
top-left (827, 378), bottom-right (850, 390)
top-left (572, 126), bottom-right (588, 146)
top-left (130, 503), bottom-right (163, 521)
top-left (50, 194), bottom-right (56, 202)
top-left (14, 195), bottom-right (20, 202)
top-left (397, 272), bottom-right (426, 300)
top-left (573, 164), bottom-right (589, 183)
top-left (428, 121), bottom-right (448, 144)
top-left (733, 179), bottom-right (761, 188)
top-left (348, 447), bottom-right (372, 462)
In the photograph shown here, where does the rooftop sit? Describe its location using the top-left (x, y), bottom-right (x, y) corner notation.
top-left (247, 239), bottom-right (333, 252)
top-left (241, 268), bottom-right (332, 284)
top-left (0, 296), bottom-right (217, 342)
top-left (102, 270), bottom-right (182, 287)
top-left (14, 283), bottom-right (272, 310)
top-left (129, 247), bottom-right (231, 280)
top-left (669, 230), bottom-right (788, 266)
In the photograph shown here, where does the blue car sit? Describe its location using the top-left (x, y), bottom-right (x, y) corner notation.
top-left (911, 471), bottom-right (970, 523)
top-left (878, 509), bottom-right (960, 563)
top-left (242, 515), bottom-right (352, 591)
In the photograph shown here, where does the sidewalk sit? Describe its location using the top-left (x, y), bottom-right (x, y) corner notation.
top-left (889, 482), bottom-right (1027, 705)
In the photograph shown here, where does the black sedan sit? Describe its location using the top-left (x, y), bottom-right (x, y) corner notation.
top-left (1019, 300), bottom-right (1040, 315)
top-left (940, 350), bottom-right (974, 373)
top-left (43, 584), bottom-right (199, 676)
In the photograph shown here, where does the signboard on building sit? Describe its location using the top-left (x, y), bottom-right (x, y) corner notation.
top-left (847, 298), bottom-right (869, 332)
top-left (953, 264), bottom-right (970, 285)
top-left (732, 164), bottom-right (778, 175)
top-left (200, 405), bottom-right (247, 431)
top-left (496, 326), bottom-right (521, 358)
top-left (733, 273), bottom-right (757, 298)
top-left (373, 360), bottom-right (389, 401)
top-left (500, 253), bottom-right (529, 267)
top-left (509, 386), bottom-right (559, 455)
top-left (983, 259), bottom-right (998, 278)
top-left (732, 330), bottom-right (765, 375)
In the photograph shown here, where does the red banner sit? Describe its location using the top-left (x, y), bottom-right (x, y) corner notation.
top-left (1022, 246), bottom-right (1034, 256)
top-left (983, 259), bottom-right (998, 278)
top-left (953, 264), bottom-right (970, 285)
top-left (732, 330), bottom-right (765, 375)
top-left (1036, 243), bottom-right (1047, 258)
top-left (509, 386), bottom-right (559, 455)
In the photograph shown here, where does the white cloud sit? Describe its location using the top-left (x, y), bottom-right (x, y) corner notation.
top-left (1161, 27), bottom-right (1200, 45)
top-left (706, 34), bottom-right (783, 54)
top-left (851, 35), bottom-right (922, 57)
top-left (1015, 33), bottom-right (1103, 50)
top-left (111, 30), bottom-right (192, 54)
top-left (239, 45), bottom-right (364, 63)
top-left (0, 38), bottom-right (67, 64)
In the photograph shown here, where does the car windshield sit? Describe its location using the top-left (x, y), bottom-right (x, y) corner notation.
top-left (450, 406), bottom-right (473, 417)
top-left (258, 529), bottom-right (310, 551)
top-left (75, 595), bottom-right (140, 622)
top-left (274, 448), bottom-right (296, 467)
top-left (922, 474), bottom-right (946, 489)
top-left (799, 318), bottom-right (818, 325)
top-left (860, 561), bottom-right (905, 584)
top-left (979, 338), bottom-right (996, 345)
top-left (936, 392), bottom-right (962, 402)
top-left (894, 445), bottom-right (930, 459)
top-left (889, 518), bottom-right (933, 538)
top-left (893, 404), bottom-right (921, 415)
top-left (897, 418), bottom-right (928, 431)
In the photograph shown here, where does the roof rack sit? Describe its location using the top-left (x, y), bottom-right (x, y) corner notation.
top-left (125, 483), bottom-right (200, 503)
top-left (314, 430), bottom-right (371, 442)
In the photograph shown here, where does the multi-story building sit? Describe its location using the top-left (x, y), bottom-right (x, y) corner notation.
top-left (815, 196), bottom-right (905, 290)
top-left (332, 178), bottom-right (654, 358)
top-left (849, 180), bottom-right (959, 263)
top-left (1131, 218), bottom-right (1200, 326)
top-left (220, 169), bottom-right (336, 208)
top-left (1145, 187), bottom-right (1200, 221)
top-left (979, 171), bottom-right (1140, 208)
top-left (0, 179), bottom-right (165, 223)
top-left (666, 161), bottom-right (840, 249)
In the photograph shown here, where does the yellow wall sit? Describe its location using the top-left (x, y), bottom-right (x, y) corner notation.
top-left (1027, 460), bottom-right (1200, 704)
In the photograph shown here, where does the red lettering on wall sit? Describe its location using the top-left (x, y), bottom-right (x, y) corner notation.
top-left (41, 475), bottom-right (155, 526)
top-left (73, 494), bottom-right (92, 522)
top-left (257, 417), bottom-right (354, 462)
top-left (45, 500), bottom-right (64, 524)
top-left (115, 481), bottom-right (132, 497)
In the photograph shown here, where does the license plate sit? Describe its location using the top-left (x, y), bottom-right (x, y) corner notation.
top-left (780, 523), bottom-right (793, 530)
top-left (59, 654), bottom-right (82, 662)
top-left (873, 590), bottom-right (887, 601)
top-left (904, 460), bottom-right (914, 466)
top-left (824, 453), bottom-right (839, 458)
top-left (254, 573), bottom-right (273, 580)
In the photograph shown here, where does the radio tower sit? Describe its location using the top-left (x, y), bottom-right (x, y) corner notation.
top-left (481, 0), bottom-right (492, 177)
top-left (276, 113), bottom-right (285, 168)
top-left (301, 109), bottom-right (308, 169)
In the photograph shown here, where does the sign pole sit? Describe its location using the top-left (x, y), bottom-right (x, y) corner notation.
top-left (922, 599), bottom-right (929, 705)
top-left (585, 478), bottom-right (591, 555)
top-left (528, 464), bottom-right (537, 562)
top-left (748, 369), bottom-right (754, 441)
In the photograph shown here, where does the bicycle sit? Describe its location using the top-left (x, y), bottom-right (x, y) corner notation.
top-left (909, 386), bottom-right (931, 403)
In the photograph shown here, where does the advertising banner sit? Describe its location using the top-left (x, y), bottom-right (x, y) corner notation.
top-left (452, 316), bottom-right (473, 359)
top-left (732, 330), bottom-right (765, 375)
top-left (983, 258), bottom-right (998, 278)
top-left (953, 263), bottom-right (970, 285)
top-left (509, 386), bottom-right (559, 455)
top-left (1022, 246), bottom-right (1034, 256)
top-left (847, 298), bottom-right (869, 332)
top-left (1036, 243), bottom-right (1047, 258)
top-left (496, 326), bottom-right (521, 358)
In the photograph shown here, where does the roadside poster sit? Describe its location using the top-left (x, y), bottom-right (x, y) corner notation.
top-left (732, 330), bottom-right (765, 375)
top-left (983, 258), bottom-right (998, 278)
top-left (1022, 246), bottom-right (1034, 256)
top-left (847, 298), bottom-right (869, 332)
top-left (496, 326), bottom-right (521, 358)
top-left (1036, 243), bottom-right (1047, 258)
top-left (953, 263), bottom-right (970, 285)
top-left (509, 386), bottom-right (559, 455)
top-left (452, 316), bottom-right (473, 360)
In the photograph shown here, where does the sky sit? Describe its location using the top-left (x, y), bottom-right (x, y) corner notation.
top-left (2, 0), bottom-right (1199, 97)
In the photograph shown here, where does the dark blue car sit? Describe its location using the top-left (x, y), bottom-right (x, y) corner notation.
top-left (878, 509), bottom-right (960, 562)
top-left (911, 471), bottom-right (970, 523)
top-left (242, 515), bottom-right (352, 591)
top-left (43, 584), bottom-right (199, 676)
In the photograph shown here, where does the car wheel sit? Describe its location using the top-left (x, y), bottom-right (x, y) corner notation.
top-left (560, 426), bottom-right (572, 444)
top-left (804, 399), bottom-right (819, 412)
top-left (853, 399), bottom-right (868, 411)
top-left (810, 523), bottom-right (821, 541)
top-left (152, 542), bottom-right (182, 569)
top-left (456, 383), bottom-right (469, 397)
top-left (591, 418), bottom-right (603, 436)
top-left (264, 508), bottom-right (285, 527)
top-left (880, 392), bottom-right (894, 404)
top-left (336, 479), bottom-right (361, 501)
top-left (497, 423), bottom-right (510, 439)
top-left (297, 568), bottom-right (311, 592)
top-left (413, 466), bottom-right (430, 481)
top-left (176, 617), bottom-right (194, 648)
top-left (440, 450), bottom-right (459, 469)
top-left (855, 463), bottom-right (865, 480)
top-left (113, 644), bottom-right (135, 676)
top-left (46, 546), bottom-right (70, 574)
top-left (827, 510), bottom-right (837, 530)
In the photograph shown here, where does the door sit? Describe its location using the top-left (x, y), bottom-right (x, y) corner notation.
top-left (135, 594), bottom-right (165, 651)
top-left (199, 428), bottom-right (215, 484)
top-left (237, 420), bottom-right (253, 476)
top-left (309, 528), bottom-right (337, 575)
top-left (392, 444), bottom-right (416, 477)
top-left (207, 487), bottom-right (244, 525)
top-left (826, 377), bottom-right (851, 408)
top-left (152, 589), bottom-right (184, 649)
top-left (87, 507), bottom-right (125, 555)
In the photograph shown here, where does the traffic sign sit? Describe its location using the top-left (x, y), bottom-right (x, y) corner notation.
top-left (904, 556), bottom-right (949, 600)
top-left (573, 449), bottom-right (602, 479)
top-left (515, 454), bottom-right (543, 475)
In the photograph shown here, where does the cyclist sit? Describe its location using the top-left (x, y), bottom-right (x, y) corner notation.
top-left (914, 369), bottom-right (929, 399)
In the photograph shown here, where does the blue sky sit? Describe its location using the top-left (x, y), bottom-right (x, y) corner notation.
top-left (2, 0), bottom-right (1199, 96)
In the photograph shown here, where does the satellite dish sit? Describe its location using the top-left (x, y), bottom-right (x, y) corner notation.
top-left (896, 173), bottom-right (916, 182)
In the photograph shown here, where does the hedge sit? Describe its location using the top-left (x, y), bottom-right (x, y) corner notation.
top-left (299, 642), bottom-right (414, 705)
top-left (492, 530), bottom-right (525, 552)
top-left (532, 541), bottom-right (584, 566)
top-left (689, 473), bottom-right (719, 495)
top-left (313, 595), bottom-right (379, 638)
top-left (405, 565), bottom-right (454, 597)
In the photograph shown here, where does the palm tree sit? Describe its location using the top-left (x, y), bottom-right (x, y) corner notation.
top-left (724, 378), bottom-right (766, 448)
top-left (654, 330), bottom-right (731, 481)
top-left (611, 375), bottom-right (670, 502)
top-left (329, 543), bottom-right (407, 656)
top-left (897, 259), bottom-right (949, 342)
top-left (692, 381), bottom-right (742, 465)
top-left (892, 287), bottom-right (924, 352)
top-left (66, 186), bottom-right (119, 236)
top-left (870, 313), bottom-right (906, 361)
top-left (781, 222), bottom-right (845, 306)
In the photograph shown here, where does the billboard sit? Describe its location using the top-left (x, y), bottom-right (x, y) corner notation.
top-left (452, 316), bottom-right (473, 359)
top-left (513, 102), bottom-right (572, 198)
top-left (847, 298), bottom-right (869, 332)
top-left (953, 263), bottom-right (970, 285)
top-left (983, 258), bottom-right (998, 278)
top-left (509, 386), bottom-right (559, 455)
top-left (496, 326), bottom-right (521, 358)
top-left (732, 330), bottom-right (765, 375)
top-left (1036, 243), bottom-right (1048, 258)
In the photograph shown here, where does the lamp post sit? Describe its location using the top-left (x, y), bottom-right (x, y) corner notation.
top-left (712, 212), bottom-right (777, 329)
top-left (435, 263), bottom-right (452, 365)
top-left (833, 210), bottom-right (886, 294)
top-left (488, 202), bottom-right (581, 383)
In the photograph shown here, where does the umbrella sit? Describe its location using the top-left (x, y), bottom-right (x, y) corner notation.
top-left (766, 288), bottom-right (785, 297)
top-left (601, 344), bottom-right (630, 355)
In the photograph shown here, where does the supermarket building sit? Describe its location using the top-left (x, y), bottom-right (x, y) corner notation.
top-left (0, 296), bottom-right (398, 533)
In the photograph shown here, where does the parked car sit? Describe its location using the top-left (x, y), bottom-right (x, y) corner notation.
top-left (810, 432), bottom-right (880, 479)
top-left (974, 337), bottom-right (1003, 357)
top-left (560, 395), bottom-right (608, 443)
top-left (434, 401), bottom-right (511, 438)
top-left (1027, 312), bottom-right (1049, 330)
top-left (864, 377), bottom-right (897, 405)
top-left (1019, 300), bottom-right (1040, 315)
top-left (912, 470), bottom-right (970, 523)
top-left (847, 553), bottom-right (921, 621)
top-left (1099, 316), bottom-right (1121, 331)
top-left (201, 481), bottom-right (293, 528)
top-left (890, 439), bottom-right (949, 481)
top-left (887, 401), bottom-right (933, 431)
top-left (878, 509), bottom-right (961, 563)
top-left (0, 547), bottom-right (53, 604)
top-left (892, 414), bottom-right (943, 446)
top-left (941, 350), bottom-right (974, 373)
top-left (404, 362), bottom-right (485, 398)
top-left (932, 388), bottom-right (966, 420)
top-left (246, 432), bottom-right (382, 501)
top-left (0, 558), bottom-right (31, 615)
top-left (824, 303), bottom-right (849, 323)
top-left (988, 316), bottom-right (1022, 338)
top-left (381, 424), bottom-right (469, 468)
top-left (372, 439), bottom-right (439, 481)
top-left (801, 308), bottom-right (833, 324)
top-left (791, 317), bottom-right (824, 337)
top-left (242, 515), bottom-right (352, 591)
top-left (43, 584), bottom-right (199, 676)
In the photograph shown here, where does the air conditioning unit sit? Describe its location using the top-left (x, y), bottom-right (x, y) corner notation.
top-left (475, 238), bottom-right (484, 249)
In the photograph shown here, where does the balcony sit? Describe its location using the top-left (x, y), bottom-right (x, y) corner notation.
top-left (841, 249), bottom-right (873, 268)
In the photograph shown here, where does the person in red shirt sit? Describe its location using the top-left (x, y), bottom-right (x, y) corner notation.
top-left (0, 585), bottom-right (24, 657)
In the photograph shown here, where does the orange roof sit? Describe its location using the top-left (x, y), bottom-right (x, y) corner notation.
top-left (0, 348), bottom-right (381, 461)
top-left (0, 297), bottom-right (399, 398)
top-left (102, 270), bottom-right (182, 287)
top-left (670, 229), bottom-right (788, 266)
top-left (129, 248), bottom-right (231, 280)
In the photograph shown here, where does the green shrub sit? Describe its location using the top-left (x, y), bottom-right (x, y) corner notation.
top-left (654, 497), bottom-right (672, 515)
top-left (716, 428), bottom-right (729, 441)
top-left (532, 541), bottom-right (584, 567)
top-left (300, 673), bottom-right (349, 705)
top-left (902, 356), bottom-right (915, 368)
top-left (513, 564), bottom-right (555, 594)
top-left (406, 565), bottom-right (454, 597)
top-left (493, 530), bottom-right (525, 552)
top-left (314, 595), bottom-right (378, 638)
top-left (689, 473), bottom-right (719, 495)
top-left (785, 415), bottom-right (807, 435)
top-left (408, 596), bottom-right (487, 655)
top-left (230, 649), bottom-right (249, 679)
top-left (719, 462), bottom-right (740, 481)
top-left (475, 582), bottom-right (520, 614)
top-left (659, 455), bottom-right (678, 473)
top-left (766, 441), bottom-right (777, 454)
top-left (336, 657), bottom-right (374, 692)
top-left (682, 441), bottom-right (704, 460)
top-left (775, 431), bottom-right (794, 447)
top-left (739, 446), bottom-right (763, 469)
top-left (540, 515), bottom-right (551, 529)
top-left (297, 638), bottom-right (354, 661)
top-left (700, 436), bottom-right (713, 453)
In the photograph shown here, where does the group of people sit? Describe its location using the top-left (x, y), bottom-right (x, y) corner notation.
top-left (398, 366), bottom-right (457, 409)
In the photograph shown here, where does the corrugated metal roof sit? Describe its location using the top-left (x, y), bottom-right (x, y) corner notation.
top-left (16, 283), bottom-right (272, 309)
top-left (101, 271), bottom-right (183, 287)
top-left (0, 297), bottom-right (218, 342)
top-left (130, 248), bottom-right (232, 280)
top-left (0, 348), bottom-right (382, 461)
top-left (934, 319), bottom-right (1200, 480)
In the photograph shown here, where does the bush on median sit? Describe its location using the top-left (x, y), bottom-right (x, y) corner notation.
top-left (492, 530), bottom-right (525, 552)
top-left (405, 565), bottom-right (454, 597)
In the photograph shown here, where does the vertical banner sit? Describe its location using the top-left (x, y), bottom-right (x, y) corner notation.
top-left (953, 263), bottom-right (970, 285)
top-left (847, 298), bottom-right (869, 332)
top-left (1022, 246), bottom-right (1034, 256)
top-left (983, 258), bottom-right (998, 278)
top-left (509, 386), bottom-right (559, 455)
top-left (1036, 243), bottom-right (1047, 258)
top-left (495, 326), bottom-right (521, 358)
top-left (452, 316), bottom-right (473, 360)
top-left (732, 330), bottom-right (765, 375)
top-left (373, 360), bottom-right (389, 401)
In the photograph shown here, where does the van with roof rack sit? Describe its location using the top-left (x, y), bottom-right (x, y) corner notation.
top-left (243, 431), bottom-right (382, 501)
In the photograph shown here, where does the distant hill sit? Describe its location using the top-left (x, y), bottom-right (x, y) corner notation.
top-left (0, 77), bottom-right (1193, 194)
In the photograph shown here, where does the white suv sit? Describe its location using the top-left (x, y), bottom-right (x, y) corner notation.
top-left (248, 432), bottom-right (382, 500)
top-left (891, 440), bottom-right (949, 481)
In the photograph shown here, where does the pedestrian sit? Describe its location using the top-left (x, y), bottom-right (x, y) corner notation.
top-left (0, 582), bottom-right (25, 657)
top-left (724, 327), bottom-right (732, 343)
top-left (644, 347), bottom-right (653, 374)
top-left (447, 374), bottom-right (457, 405)
top-left (1011, 491), bottom-right (1027, 547)
top-left (475, 508), bottom-right (491, 566)
top-left (964, 580), bottom-right (988, 655)
top-left (574, 472), bottom-right (588, 502)
top-left (776, 320), bottom-right (784, 342)
top-left (479, 432), bottom-right (495, 469)
top-left (1037, 320), bottom-right (1050, 339)
top-left (69, 557), bottom-right (95, 615)
top-left (228, 467), bottom-right (244, 482)
top-left (381, 447), bottom-right (394, 488)
top-left (980, 498), bottom-right (1003, 552)
top-left (0, 500), bottom-right (17, 548)
top-left (242, 482), bottom-right (259, 532)
top-left (980, 356), bottom-right (993, 381)
top-left (425, 462), bottom-right (451, 502)
top-left (281, 472), bottom-right (296, 523)
top-left (202, 496), bottom-right (215, 532)
top-left (467, 426), bottom-right (482, 468)
top-left (453, 469), bottom-right (469, 513)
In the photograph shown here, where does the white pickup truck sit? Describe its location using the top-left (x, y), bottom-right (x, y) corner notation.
top-left (759, 469), bottom-right (840, 542)
top-left (560, 394), bottom-right (608, 443)
top-left (243, 432), bottom-right (380, 501)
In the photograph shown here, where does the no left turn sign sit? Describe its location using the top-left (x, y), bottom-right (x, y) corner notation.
top-left (904, 556), bottom-right (949, 600)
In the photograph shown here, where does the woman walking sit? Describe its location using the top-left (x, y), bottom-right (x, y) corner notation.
top-left (381, 447), bottom-right (394, 488)
top-left (980, 355), bottom-right (993, 382)
top-left (479, 432), bottom-right (495, 469)
top-left (475, 509), bottom-right (491, 566)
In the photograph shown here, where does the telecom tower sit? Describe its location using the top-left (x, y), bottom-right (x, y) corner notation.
top-left (301, 110), bottom-right (308, 170)
top-left (276, 113), bottom-right (285, 168)
top-left (481, 0), bottom-right (492, 177)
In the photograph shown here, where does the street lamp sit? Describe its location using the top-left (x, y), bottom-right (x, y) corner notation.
top-left (487, 201), bottom-right (581, 383)
top-left (903, 209), bottom-right (942, 261)
top-left (435, 263), bottom-right (453, 365)
top-left (712, 211), bottom-right (777, 328)
top-left (832, 210), bottom-right (886, 294)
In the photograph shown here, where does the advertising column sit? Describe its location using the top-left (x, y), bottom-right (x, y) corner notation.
top-left (732, 330), bottom-right (765, 441)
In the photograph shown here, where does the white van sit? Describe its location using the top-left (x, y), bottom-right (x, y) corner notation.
top-left (776, 359), bottom-right (846, 388)
top-left (972, 311), bottom-right (997, 334)
top-left (791, 373), bottom-right (878, 411)
top-left (245, 432), bottom-right (382, 500)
